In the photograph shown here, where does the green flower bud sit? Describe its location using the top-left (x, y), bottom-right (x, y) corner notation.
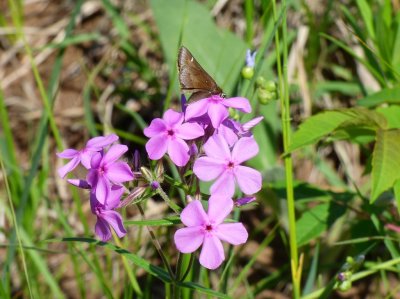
top-left (256, 76), bottom-right (266, 88)
top-left (338, 280), bottom-right (352, 292)
top-left (264, 80), bottom-right (277, 92)
top-left (257, 89), bottom-right (277, 105)
top-left (241, 66), bottom-right (254, 79)
top-left (229, 107), bottom-right (240, 120)
top-left (140, 166), bottom-right (153, 182)
top-left (346, 256), bottom-right (354, 264)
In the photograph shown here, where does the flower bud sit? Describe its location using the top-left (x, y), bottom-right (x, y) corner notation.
top-left (241, 66), bottom-right (254, 79)
top-left (229, 107), bottom-right (240, 120)
top-left (140, 166), bottom-right (153, 182)
top-left (256, 76), bottom-right (266, 88)
top-left (338, 280), bottom-right (352, 292)
top-left (150, 181), bottom-right (160, 190)
top-left (155, 160), bottom-right (164, 182)
top-left (264, 80), bottom-right (277, 92)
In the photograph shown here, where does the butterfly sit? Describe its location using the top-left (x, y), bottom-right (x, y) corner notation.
top-left (178, 46), bottom-right (224, 103)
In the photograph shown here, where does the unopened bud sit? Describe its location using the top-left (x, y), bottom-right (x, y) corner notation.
top-left (140, 166), bottom-right (153, 182)
top-left (150, 181), bottom-right (160, 190)
top-left (256, 76), bottom-right (266, 88)
top-left (338, 280), bottom-right (352, 292)
top-left (155, 161), bottom-right (164, 182)
top-left (264, 80), bottom-right (277, 92)
top-left (117, 186), bottom-right (147, 208)
top-left (241, 66), bottom-right (254, 79)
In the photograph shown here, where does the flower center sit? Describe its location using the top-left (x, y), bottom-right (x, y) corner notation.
top-left (227, 161), bottom-right (235, 169)
top-left (167, 129), bottom-right (174, 136)
top-left (205, 224), bottom-right (213, 231)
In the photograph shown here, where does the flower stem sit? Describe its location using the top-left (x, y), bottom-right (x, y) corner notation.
top-left (137, 204), bottom-right (176, 281)
top-left (156, 185), bottom-right (181, 214)
top-left (272, 0), bottom-right (300, 297)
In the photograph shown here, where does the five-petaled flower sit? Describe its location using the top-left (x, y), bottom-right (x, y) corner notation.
top-left (57, 134), bottom-right (118, 178)
top-left (144, 109), bottom-right (204, 166)
top-left (185, 95), bottom-right (251, 129)
top-left (193, 134), bottom-right (262, 198)
top-left (174, 196), bottom-right (248, 269)
top-left (87, 144), bottom-right (134, 205)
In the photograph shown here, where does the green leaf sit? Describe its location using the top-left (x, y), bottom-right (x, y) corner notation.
top-left (296, 202), bottom-right (346, 247)
top-left (394, 180), bottom-right (400, 215)
top-left (357, 86), bottom-right (400, 107)
top-left (124, 216), bottom-right (181, 226)
top-left (356, 0), bottom-right (375, 40)
top-left (377, 105), bottom-right (400, 129)
top-left (58, 238), bottom-right (230, 298)
top-left (370, 129), bottom-right (400, 202)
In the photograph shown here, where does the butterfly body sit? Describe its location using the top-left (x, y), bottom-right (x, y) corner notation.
top-left (178, 46), bottom-right (224, 102)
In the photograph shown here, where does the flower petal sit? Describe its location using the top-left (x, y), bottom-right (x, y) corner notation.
top-left (58, 156), bottom-right (80, 178)
top-left (106, 161), bottom-right (134, 183)
top-left (103, 144), bottom-right (128, 165)
top-left (95, 175), bottom-right (110, 205)
top-left (145, 134), bottom-right (168, 160)
top-left (210, 171), bottom-right (236, 198)
top-left (222, 97), bottom-right (251, 113)
top-left (163, 109), bottom-right (184, 127)
top-left (193, 157), bottom-right (225, 181)
top-left (86, 134), bottom-right (119, 149)
top-left (199, 234), bottom-right (225, 269)
top-left (175, 122), bottom-right (204, 140)
top-left (207, 196), bottom-right (233, 225)
top-left (174, 226), bottom-right (204, 253)
top-left (180, 200), bottom-right (208, 227)
top-left (168, 138), bottom-right (190, 166)
top-left (57, 148), bottom-right (79, 159)
top-left (231, 137), bottom-right (259, 164)
top-left (95, 218), bottom-right (112, 241)
top-left (105, 185), bottom-right (125, 209)
top-left (67, 179), bottom-right (91, 189)
top-left (208, 103), bottom-right (229, 128)
top-left (218, 123), bottom-right (238, 147)
top-left (80, 151), bottom-right (96, 169)
top-left (215, 223), bottom-right (248, 245)
top-left (101, 210), bottom-right (127, 238)
top-left (144, 118), bottom-right (167, 137)
top-left (235, 165), bottom-right (262, 195)
top-left (203, 133), bottom-right (231, 160)
top-left (242, 116), bottom-right (264, 132)
top-left (185, 98), bottom-right (209, 121)
top-left (90, 152), bottom-right (102, 169)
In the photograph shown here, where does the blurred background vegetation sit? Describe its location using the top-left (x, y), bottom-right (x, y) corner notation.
top-left (1, 0), bottom-right (400, 298)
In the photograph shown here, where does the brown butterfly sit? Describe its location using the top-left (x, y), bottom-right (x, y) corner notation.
top-left (178, 46), bottom-right (224, 103)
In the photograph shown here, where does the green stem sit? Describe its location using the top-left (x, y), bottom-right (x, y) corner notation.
top-left (156, 185), bottom-right (181, 214)
top-left (137, 204), bottom-right (176, 281)
top-left (272, 0), bottom-right (300, 298)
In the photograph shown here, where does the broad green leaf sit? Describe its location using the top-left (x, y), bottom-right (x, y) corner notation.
top-left (377, 105), bottom-right (400, 129)
top-left (370, 129), bottom-right (400, 202)
top-left (150, 0), bottom-right (247, 96)
top-left (288, 108), bottom-right (386, 152)
top-left (296, 202), bottom-right (346, 247)
top-left (328, 127), bottom-right (376, 144)
top-left (357, 87), bottom-right (400, 107)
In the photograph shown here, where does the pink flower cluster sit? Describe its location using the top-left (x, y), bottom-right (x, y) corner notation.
top-left (57, 135), bottom-right (134, 241)
top-left (145, 94), bottom-right (263, 269)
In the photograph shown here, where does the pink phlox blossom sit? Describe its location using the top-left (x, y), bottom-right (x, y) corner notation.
top-left (90, 185), bottom-right (127, 242)
top-left (193, 133), bottom-right (262, 198)
top-left (218, 116), bottom-right (264, 146)
top-left (87, 144), bottom-right (134, 205)
top-left (144, 109), bottom-right (204, 167)
top-left (185, 94), bottom-right (251, 129)
top-left (57, 134), bottom-right (119, 178)
top-left (174, 196), bottom-right (248, 269)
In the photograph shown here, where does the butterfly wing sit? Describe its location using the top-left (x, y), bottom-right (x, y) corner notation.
top-left (178, 46), bottom-right (223, 98)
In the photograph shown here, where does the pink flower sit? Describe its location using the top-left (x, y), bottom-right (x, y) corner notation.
top-left (144, 109), bottom-right (204, 166)
top-left (218, 116), bottom-right (264, 146)
top-left (193, 134), bottom-right (262, 197)
top-left (57, 134), bottom-right (119, 178)
top-left (185, 95), bottom-right (251, 129)
top-left (90, 186), bottom-right (127, 242)
top-left (174, 196), bottom-right (248, 269)
top-left (87, 144), bottom-right (134, 205)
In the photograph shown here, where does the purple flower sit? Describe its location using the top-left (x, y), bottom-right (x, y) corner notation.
top-left (235, 196), bottom-right (256, 207)
top-left (144, 109), bottom-right (204, 166)
top-left (174, 196), bottom-right (248, 269)
top-left (185, 95), bottom-right (251, 129)
top-left (193, 134), bottom-right (262, 197)
top-left (57, 134), bottom-right (119, 178)
top-left (218, 116), bottom-right (264, 146)
top-left (245, 49), bottom-right (257, 68)
top-left (87, 144), bottom-right (134, 205)
top-left (90, 186), bottom-right (127, 242)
